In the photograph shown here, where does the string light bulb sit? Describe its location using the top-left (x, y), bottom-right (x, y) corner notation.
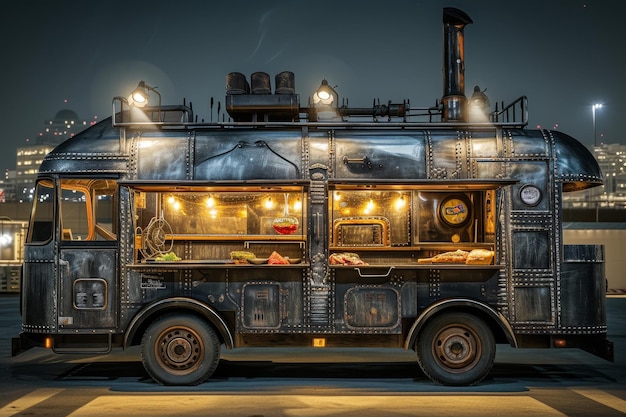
top-left (395, 195), bottom-right (406, 210)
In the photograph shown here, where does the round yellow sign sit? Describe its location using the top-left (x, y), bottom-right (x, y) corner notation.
top-left (440, 196), bottom-right (470, 226)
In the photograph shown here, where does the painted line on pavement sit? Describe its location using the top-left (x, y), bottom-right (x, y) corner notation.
top-left (0, 388), bottom-right (64, 417)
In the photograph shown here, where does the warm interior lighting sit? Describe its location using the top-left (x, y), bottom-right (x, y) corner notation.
top-left (265, 197), bottom-right (274, 209)
top-left (206, 195), bottom-right (215, 208)
top-left (0, 234), bottom-right (12, 246)
top-left (293, 197), bottom-right (302, 211)
top-left (312, 338), bottom-right (326, 347)
top-left (167, 195), bottom-right (181, 211)
top-left (45, 337), bottom-right (53, 349)
top-left (363, 198), bottom-right (375, 214)
top-left (395, 195), bottom-right (406, 210)
top-left (554, 339), bottom-right (567, 348)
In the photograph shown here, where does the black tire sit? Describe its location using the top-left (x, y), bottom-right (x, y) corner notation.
top-left (416, 312), bottom-right (495, 386)
top-left (141, 313), bottom-right (220, 385)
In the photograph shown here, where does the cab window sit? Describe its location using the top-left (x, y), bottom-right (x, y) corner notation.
top-left (60, 179), bottom-right (117, 241)
top-left (27, 180), bottom-right (54, 244)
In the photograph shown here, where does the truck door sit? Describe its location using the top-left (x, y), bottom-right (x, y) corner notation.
top-left (57, 179), bottom-right (118, 330)
top-left (22, 180), bottom-right (57, 332)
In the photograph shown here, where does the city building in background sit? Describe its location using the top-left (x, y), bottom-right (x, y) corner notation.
top-left (0, 170), bottom-right (16, 203)
top-left (563, 143), bottom-right (626, 211)
top-left (12, 109), bottom-right (91, 202)
top-left (15, 145), bottom-right (56, 202)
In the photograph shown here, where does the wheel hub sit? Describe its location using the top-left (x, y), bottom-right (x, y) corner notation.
top-left (434, 327), bottom-right (478, 370)
top-left (158, 329), bottom-right (202, 370)
top-left (167, 337), bottom-right (193, 362)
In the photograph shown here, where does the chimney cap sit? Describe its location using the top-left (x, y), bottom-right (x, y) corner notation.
top-left (443, 7), bottom-right (473, 25)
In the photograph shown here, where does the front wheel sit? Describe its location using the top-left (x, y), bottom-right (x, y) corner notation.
top-left (141, 313), bottom-right (220, 385)
top-left (416, 312), bottom-right (495, 386)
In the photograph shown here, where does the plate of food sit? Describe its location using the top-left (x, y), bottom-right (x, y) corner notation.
top-left (248, 258), bottom-right (268, 265)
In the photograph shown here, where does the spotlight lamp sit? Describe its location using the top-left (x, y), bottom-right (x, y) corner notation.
top-left (469, 85), bottom-right (490, 111)
top-left (313, 79), bottom-right (337, 105)
top-left (468, 85), bottom-right (490, 122)
top-left (111, 80), bottom-right (162, 125)
top-left (128, 80), bottom-right (161, 109)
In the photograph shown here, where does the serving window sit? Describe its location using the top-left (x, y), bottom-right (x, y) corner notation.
top-left (331, 190), bottom-right (410, 246)
top-left (134, 188), bottom-right (306, 238)
top-left (130, 185), bottom-right (307, 262)
top-left (330, 185), bottom-right (497, 248)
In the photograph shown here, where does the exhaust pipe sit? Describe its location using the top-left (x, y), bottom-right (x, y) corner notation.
top-left (442, 7), bottom-right (473, 122)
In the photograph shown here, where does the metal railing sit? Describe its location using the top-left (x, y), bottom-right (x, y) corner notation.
top-left (490, 96), bottom-right (528, 127)
top-left (111, 95), bottom-right (529, 130)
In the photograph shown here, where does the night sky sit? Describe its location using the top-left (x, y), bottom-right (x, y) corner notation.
top-left (0, 0), bottom-right (623, 172)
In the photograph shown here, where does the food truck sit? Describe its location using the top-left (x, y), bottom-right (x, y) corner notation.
top-left (12, 8), bottom-right (613, 386)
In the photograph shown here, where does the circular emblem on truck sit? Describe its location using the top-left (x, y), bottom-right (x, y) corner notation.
top-left (439, 195), bottom-right (471, 226)
top-left (520, 184), bottom-right (542, 206)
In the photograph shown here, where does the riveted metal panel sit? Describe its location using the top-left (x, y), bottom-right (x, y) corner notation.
top-left (334, 131), bottom-right (426, 179)
top-left (242, 283), bottom-right (281, 329)
top-left (136, 133), bottom-right (192, 180)
top-left (344, 286), bottom-right (400, 328)
top-left (513, 286), bottom-right (553, 322)
top-left (193, 130), bottom-right (302, 180)
top-left (509, 130), bottom-right (549, 158)
top-left (560, 245), bottom-right (606, 331)
top-left (428, 131), bottom-right (465, 179)
top-left (39, 118), bottom-right (127, 175)
top-left (59, 248), bottom-right (117, 329)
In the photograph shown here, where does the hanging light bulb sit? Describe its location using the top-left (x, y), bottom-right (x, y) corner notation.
top-left (364, 198), bottom-right (375, 214)
top-left (395, 195), bottom-right (406, 210)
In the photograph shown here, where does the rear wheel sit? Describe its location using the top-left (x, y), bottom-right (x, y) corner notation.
top-left (416, 312), bottom-right (495, 386)
top-left (141, 313), bottom-right (220, 385)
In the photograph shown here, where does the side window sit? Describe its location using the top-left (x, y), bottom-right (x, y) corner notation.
top-left (27, 181), bottom-right (55, 244)
top-left (61, 185), bottom-right (90, 241)
top-left (60, 179), bottom-right (118, 241)
top-left (94, 187), bottom-right (117, 240)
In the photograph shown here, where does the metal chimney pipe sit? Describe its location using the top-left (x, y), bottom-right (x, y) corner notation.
top-left (442, 7), bottom-right (473, 122)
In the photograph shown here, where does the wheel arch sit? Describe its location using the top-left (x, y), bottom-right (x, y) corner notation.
top-left (124, 297), bottom-right (234, 349)
top-left (404, 298), bottom-right (517, 350)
